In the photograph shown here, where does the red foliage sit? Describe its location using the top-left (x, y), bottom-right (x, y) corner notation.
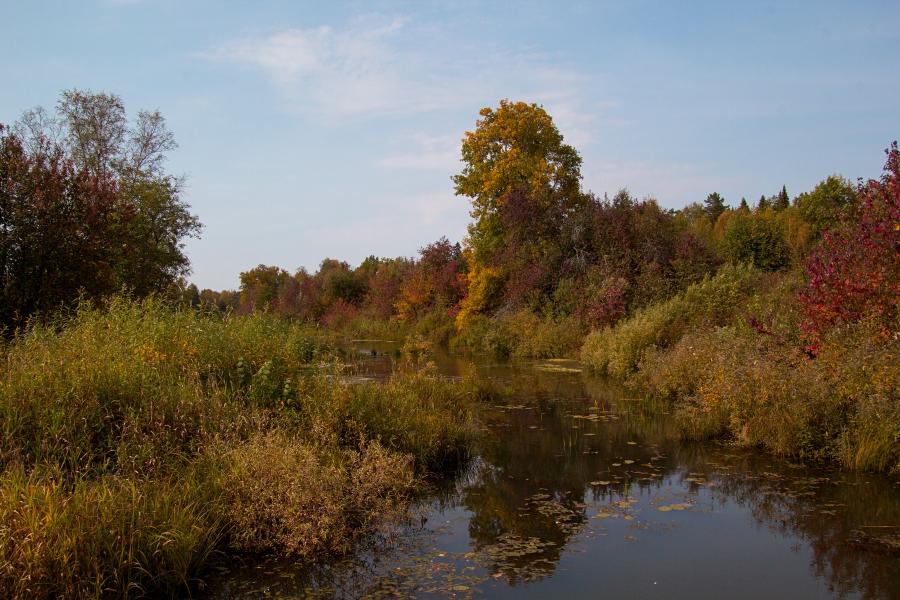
top-left (0, 125), bottom-right (122, 327)
top-left (322, 298), bottom-right (358, 328)
top-left (799, 142), bottom-right (900, 349)
top-left (582, 277), bottom-right (628, 328)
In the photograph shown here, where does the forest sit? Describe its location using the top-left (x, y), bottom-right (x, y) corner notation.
top-left (0, 92), bottom-right (897, 598)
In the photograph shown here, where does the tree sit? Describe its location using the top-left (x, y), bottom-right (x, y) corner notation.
top-left (772, 185), bottom-right (790, 211)
top-left (800, 143), bottom-right (900, 344)
top-left (239, 265), bottom-right (290, 312)
top-left (453, 100), bottom-right (583, 263)
top-left (0, 90), bottom-right (201, 328)
top-left (703, 192), bottom-right (727, 222)
top-left (57, 89), bottom-right (127, 177)
top-left (318, 259), bottom-right (366, 306)
top-left (720, 210), bottom-right (790, 271)
top-left (794, 175), bottom-right (856, 236)
top-left (0, 126), bottom-right (120, 329)
top-left (113, 175), bottom-right (200, 296)
top-left (739, 197), bottom-right (750, 211)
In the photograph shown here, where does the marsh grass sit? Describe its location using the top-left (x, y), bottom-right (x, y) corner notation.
top-left (580, 264), bottom-right (764, 377)
top-left (624, 292), bottom-right (899, 474)
top-left (0, 297), bottom-right (483, 598)
top-left (451, 310), bottom-right (584, 359)
top-left (581, 264), bottom-right (898, 474)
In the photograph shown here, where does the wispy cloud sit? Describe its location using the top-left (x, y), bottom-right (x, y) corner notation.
top-left (203, 16), bottom-right (458, 118)
top-left (299, 190), bottom-right (469, 259)
top-left (202, 16), bottom-right (610, 138)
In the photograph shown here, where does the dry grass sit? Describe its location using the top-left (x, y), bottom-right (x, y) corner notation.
top-left (0, 297), bottom-right (483, 598)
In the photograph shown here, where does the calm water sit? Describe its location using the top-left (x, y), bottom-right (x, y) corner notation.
top-left (206, 344), bottom-right (900, 599)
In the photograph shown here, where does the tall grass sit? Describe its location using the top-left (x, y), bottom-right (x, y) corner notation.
top-left (451, 309), bottom-right (584, 358)
top-left (601, 265), bottom-right (900, 475)
top-left (0, 297), bottom-right (483, 598)
top-left (580, 263), bottom-right (764, 377)
top-left (636, 320), bottom-right (899, 474)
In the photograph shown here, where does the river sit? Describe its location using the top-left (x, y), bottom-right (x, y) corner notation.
top-left (205, 342), bottom-right (900, 599)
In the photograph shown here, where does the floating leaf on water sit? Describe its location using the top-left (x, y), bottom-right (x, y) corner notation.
top-left (624, 460), bottom-right (635, 465)
top-left (626, 441), bottom-right (638, 445)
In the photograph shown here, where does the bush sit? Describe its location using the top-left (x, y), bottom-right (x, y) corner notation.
top-left (223, 433), bottom-right (414, 556)
top-left (799, 143), bottom-right (900, 346)
top-left (720, 209), bottom-right (791, 271)
top-left (581, 263), bottom-right (763, 377)
top-left (450, 309), bottom-right (583, 359)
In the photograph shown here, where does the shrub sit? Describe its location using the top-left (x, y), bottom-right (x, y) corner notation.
top-left (799, 143), bottom-right (900, 346)
top-left (720, 209), bottom-right (791, 271)
top-left (450, 309), bottom-right (583, 359)
top-left (581, 263), bottom-right (763, 377)
top-left (0, 297), bottom-right (484, 597)
top-left (223, 433), bottom-right (414, 557)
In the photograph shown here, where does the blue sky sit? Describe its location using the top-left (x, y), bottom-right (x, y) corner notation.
top-left (2, 1), bottom-right (899, 290)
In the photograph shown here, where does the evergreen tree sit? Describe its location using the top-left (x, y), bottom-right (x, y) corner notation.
top-left (773, 185), bottom-right (790, 210)
top-left (703, 192), bottom-right (727, 222)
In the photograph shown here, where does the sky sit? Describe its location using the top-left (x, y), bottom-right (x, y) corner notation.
top-left (2, 1), bottom-right (899, 290)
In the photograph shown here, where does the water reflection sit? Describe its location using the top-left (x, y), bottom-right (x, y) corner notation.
top-left (205, 347), bottom-right (900, 599)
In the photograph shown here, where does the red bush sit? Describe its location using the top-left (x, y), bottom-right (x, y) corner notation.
top-left (799, 143), bottom-right (900, 348)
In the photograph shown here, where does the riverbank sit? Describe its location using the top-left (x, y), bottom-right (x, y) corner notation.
top-left (205, 353), bottom-right (900, 598)
top-left (0, 299), bottom-right (483, 599)
top-left (581, 266), bottom-right (900, 475)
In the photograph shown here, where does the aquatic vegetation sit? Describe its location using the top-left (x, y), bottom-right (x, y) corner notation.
top-left (0, 298), bottom-right (483, 599)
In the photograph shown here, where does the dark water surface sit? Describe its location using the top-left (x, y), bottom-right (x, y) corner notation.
top-left (206, 344), bottom-right (900, 599)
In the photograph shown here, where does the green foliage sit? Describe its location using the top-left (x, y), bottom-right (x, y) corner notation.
top-left (720, 209), bottom-right (791, 271)
top-left (703, 192), bottom-right (727, 222)
top-left (452, 309), bottom-right (584, 359)
top-left (794, 175), bottom-right (856, 236)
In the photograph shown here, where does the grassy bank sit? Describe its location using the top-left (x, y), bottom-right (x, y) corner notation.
top-left (0, 298), bottom-right (482, 599)
top-left (580, 269), bottom-right (900, 475)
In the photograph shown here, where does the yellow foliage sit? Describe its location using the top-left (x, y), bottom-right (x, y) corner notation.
top-left (455, 265), bottom-right (504, 329)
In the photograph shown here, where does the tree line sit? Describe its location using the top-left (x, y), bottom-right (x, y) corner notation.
top-left (3, 94), bottom-right (895, 349)
top-left (204, 100), bottom-right (885, 351)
